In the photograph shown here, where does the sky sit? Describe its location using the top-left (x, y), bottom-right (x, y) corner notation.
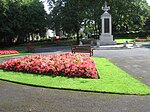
top-left (147, 0), bottom-right (150, 5)
top-left (41, 0), bottom-right (50, 14)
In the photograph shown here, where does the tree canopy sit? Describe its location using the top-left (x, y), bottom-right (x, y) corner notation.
top-left (0, 0), bottom-right (47, 47)
top-left (0, 0), bottom-right (149, 46)
top-left (47, 0), bottom-right (150, 43)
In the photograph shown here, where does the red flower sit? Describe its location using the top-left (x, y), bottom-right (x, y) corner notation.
top-left (0, 50), bottom-right (19, 55)
top-left (0, 53), bottom-right (98, 79)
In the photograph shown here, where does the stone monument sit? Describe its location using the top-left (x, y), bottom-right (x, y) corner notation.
top-left (99, 1), bottom-right (115, 45)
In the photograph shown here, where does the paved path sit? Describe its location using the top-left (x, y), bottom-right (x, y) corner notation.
top-left (94, 47), bottom-right (150, 86)
top-left (0, 81), bottom-right (150, 112)
top-left (0, 44), bottom-right (150, 112)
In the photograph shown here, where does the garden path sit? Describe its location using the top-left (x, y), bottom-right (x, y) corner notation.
top-left (0, 81), bottom-right (150, 112)
top-left (94, 47), bottom-right (150, 86)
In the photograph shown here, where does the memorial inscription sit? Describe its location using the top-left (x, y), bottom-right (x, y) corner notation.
top-left (104, 19), bottom-right (109, 33)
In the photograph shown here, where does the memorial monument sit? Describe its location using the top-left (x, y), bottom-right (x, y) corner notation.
top-left (99, 1), bottom-right (115, 45)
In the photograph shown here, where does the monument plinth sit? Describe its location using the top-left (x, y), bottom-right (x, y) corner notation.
top-left (99, 1), bottom-right (115, 45)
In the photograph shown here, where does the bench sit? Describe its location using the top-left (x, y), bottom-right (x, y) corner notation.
top-left (71, 45), bottom-right (94, 56)
top-left (27, 43), bottom-right (35, 53)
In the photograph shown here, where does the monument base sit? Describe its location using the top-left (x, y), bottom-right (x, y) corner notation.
top-left (99, 34), bottom-right (116, 45)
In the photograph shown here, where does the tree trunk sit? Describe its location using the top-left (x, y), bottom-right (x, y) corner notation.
top-left (76, 30), bottom-right (80, 45)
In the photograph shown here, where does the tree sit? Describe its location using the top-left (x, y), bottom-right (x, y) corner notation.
top-left (47, 0), bottom-right (150, 42)
top-left (0, 0), bottom-right (6, 46)
top-left (19, 0), bottom-right (47, 42)
top-left (0, 0), bottom-right (47, 47)
top-left (109, 0), bottom-right (150, 32)
top-left (48, 0), bottom-right (91, 44)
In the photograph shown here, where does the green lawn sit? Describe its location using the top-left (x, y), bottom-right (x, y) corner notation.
top-left (115, 38), bottom-right (150, 43)
top-left (0, 53), bottom-right (32, 58)
top-left (0, 57), bottom-right (150, 95)
top-left (115, 39), bottom-right (134, 43)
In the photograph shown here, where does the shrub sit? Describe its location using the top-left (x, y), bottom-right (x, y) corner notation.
top-left (0, 53), bottom-right (98, 79)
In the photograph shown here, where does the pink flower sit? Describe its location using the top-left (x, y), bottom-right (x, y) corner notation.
top-left (0, 50), bottom-right (19, 55)
top-left (0, 53), bottom-right (98, 79)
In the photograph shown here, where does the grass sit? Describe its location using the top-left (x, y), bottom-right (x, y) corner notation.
top-left (0, 57), bottom-right (150, 95)
top-left (0, 53), bottom-right (32, 58)
top-left (115, 38), bottom-right (150, 43)
top-left (115, 39), bottom-right (134, 43)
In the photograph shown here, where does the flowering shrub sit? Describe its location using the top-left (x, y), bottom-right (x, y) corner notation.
top-left (0, 53), bottom-right (98, 79)
top-left (0, 50), bottom-right (19, 55)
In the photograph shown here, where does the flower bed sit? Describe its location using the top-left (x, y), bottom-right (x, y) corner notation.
top-left (0, 50), bottom-right (19, 55)
top-left (0, 53), bottom-right (98, 79)
top-left (135, 37), bottom-right (150, 42)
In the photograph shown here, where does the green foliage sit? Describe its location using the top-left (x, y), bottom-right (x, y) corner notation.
top-left (47, 0), bottom-right (90, 44)
top-left (110, 0), bottom-right (150, 32)
top-left (47, 0), bottom-right (150, 38)
top-left (0, 0), bottom-right (47, 47)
